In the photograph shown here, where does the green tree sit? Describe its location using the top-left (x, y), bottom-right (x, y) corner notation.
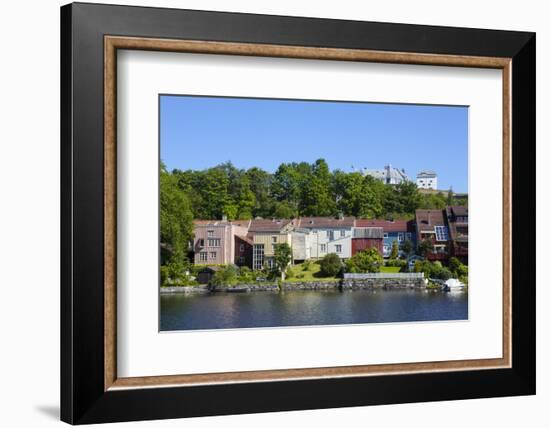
top-left (273, 200), bottom-right (298, 219)
top-left (245, 167), bottom-right (273, 217)
top-left (390, 240), bottom-right (399, 259)
top-left (318, 253), bottom-right (343, 277)
top-left (335, 172), bottom-right (384, 218)
top-left (300, 159), bottom-right (337, 216)
top-left (447, 187), bottom-right (455, 206)
top-left (401, 239), bottom-right (414, 256)
top-left (160, 163), bottom-right (193, 271)
top-left (448, 257), bottom-right (468, 279)
top-left (345, 248), bottom-right (383, 273)
top-left (274, 243), bottom-right (292, 280)
top-left (418, 239), bottom-right (434, 257)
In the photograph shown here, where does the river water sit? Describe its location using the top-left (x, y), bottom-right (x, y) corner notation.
top-left (160, 289), bottom-right (468, 331)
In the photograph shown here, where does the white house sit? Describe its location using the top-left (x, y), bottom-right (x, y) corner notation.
top-left (416, 170), bottom-right (438, 189)
top-left (291, 229), bottom-right (313, 262)
top-left (363, 164), bottom-right (409, 185)
top-left (296, 216), bottom-right (354, 260)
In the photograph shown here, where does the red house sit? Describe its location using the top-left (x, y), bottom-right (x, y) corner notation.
top-left (351, 227), bottom-right (384, 256)
top-left (234, 235), bottom-right (253, 268)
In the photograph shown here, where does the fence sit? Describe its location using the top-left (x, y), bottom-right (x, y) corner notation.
top-left (343, 272), bottom-right (424, 279)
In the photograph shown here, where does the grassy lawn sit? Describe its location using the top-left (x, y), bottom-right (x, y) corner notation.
top-left (286, 262), bottom-right (338, 282)
top-left (380, 266), bottom-right (401, 273)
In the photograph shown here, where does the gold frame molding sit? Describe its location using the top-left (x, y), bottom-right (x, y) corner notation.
top-left (104, 36), bottom-right (512, 391)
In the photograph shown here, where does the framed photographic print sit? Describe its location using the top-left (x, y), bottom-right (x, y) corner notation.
top-left (61, 2), bottom-right (535, 424)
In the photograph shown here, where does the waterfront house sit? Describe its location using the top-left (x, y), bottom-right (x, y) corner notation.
top-left (351, 227), bottom-right (384, 256)
top-left (446, 205), bottom-right (468, 263)
top-left (415, 209), bottom-right (449, 261)
top-left (193, 219), bottom-right (250, 265)
top-left (249, 219), bottom-right (295, 270)
top-left (355, 219), bottom-right (416, 258)
top-left (296, 216), bottom-right (354, 260)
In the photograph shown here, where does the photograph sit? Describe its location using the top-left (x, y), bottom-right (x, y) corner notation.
top-left (159, 95), bottom-right (469, 331)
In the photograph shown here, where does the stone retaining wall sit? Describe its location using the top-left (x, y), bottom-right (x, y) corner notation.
top-left (161, 278), bottom-right (426, 293)
top-left (160, 285), bottom-right (209, 294)
top-left (341, 277), bottom-right (426, 290)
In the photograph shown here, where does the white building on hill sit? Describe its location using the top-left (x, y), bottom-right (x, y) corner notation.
top-left (363, 164), bottom-right (409, 185)
top-left (416, 170), bottom-right (438, 189)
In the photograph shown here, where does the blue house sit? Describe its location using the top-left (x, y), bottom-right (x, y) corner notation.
top-left (356, 219), bottom-right (416, 257)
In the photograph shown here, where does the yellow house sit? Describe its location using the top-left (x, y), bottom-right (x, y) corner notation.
top-left (249, 219), bottom-right (294, 270)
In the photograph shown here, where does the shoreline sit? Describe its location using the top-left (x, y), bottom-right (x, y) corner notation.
top-left (160, 277), bottom-right (436, 294)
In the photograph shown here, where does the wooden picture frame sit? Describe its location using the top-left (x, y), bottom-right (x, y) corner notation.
top-left (61, 2), bottom-right (535, 424)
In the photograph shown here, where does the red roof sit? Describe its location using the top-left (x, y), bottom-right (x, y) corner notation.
top-left (415, 209), bottom-right (446, 231)
top-left (355, 219), bottom-right (410, 232)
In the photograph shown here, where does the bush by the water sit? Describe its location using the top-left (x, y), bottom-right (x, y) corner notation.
top-left (414, 260), bottom-right (452, 280)
top-left (319, 253), bottom-right (343, 277)
top-left (345, 248), bottom-right (383, 273)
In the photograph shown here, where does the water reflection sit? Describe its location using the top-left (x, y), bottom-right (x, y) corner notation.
top-left (160, 289), bottom-right (468, 331)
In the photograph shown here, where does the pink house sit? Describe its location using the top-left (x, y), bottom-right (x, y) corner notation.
top-left (193, 219), bottom-right (250, 265)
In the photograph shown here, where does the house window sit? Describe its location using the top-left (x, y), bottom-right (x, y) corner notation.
top-left (240, 244), bottom-right (244, 252)
top-left (239, 256), bottom-right (245, 264)
top-left (328, 231), bottom-right (335, 241)
top-left (398, 232), bottom-right (404, 241)
top-left (209, 251), bottom-right (217, 260)
top-left (272, 236), bottom-right (277, 243)
top-left (340, 230), bottom-right (345, 237)
top-left (267, 259), bottom-right (275, 269)
top-left (198, 239), bottom-right (204, 247)
top-left (335, 245), bottom-right (342, 253)
top-left (320, 244), bottom-right (326, 253)
top-left (207, 230), bottom-right (214, 237)
top-left (383, 233), bottom-right (389, 239)
top-left (199, 252), bottom-right (207, 261)
top-left (406, 232), bottom-right (412, 240)
top-left (208, 238), bottom-right (221, 247)
top-left (253, 244), bottom-right (264, 270)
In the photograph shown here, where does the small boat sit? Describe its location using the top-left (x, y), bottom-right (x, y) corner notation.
top-left (443, 278), bottom-right (465, 292)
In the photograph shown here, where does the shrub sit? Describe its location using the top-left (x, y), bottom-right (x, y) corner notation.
top-left (211, 264), bottom-right (239, 286)
top-left (302, 260), bottom-right (312, 271)
top-left (386, 259), bottom-right (407, 268)
top-left (345, 248), bottom-right (383, 273)
top-left (319, 253), bottom-right (343, 277)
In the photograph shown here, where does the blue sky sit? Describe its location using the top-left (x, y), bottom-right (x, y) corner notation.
top-left (160, 95), bottom-right (468, 192)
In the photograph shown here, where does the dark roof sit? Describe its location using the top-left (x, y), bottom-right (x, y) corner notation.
top-left (353, 227), bottom-right (384, 239)
top-left (355, 219), bottom-right (410, 232)
top-left (248, 218), bottom-right (294, 233)
top-left (297, 216), bottom-right (355, 229)
top-left (447, 206), bottom-right (468, 217)
top-left (415, 209), bottom-right (446, 231)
